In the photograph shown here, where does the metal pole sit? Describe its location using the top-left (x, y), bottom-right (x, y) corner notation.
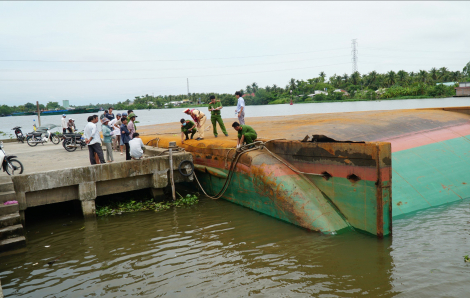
top-left (36, 101), bottom-right (41, 127)
top-left (169, 147), bottom-right (176, 201)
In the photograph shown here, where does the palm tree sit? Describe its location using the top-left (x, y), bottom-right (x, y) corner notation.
top-left (319, 71), bottom-right (326, 82)
top-left (397, 70), bottom-right (407, 83)
top-left (246, 85), bottom-right (252, 94)
top-left (272, 84), bottom-right (278, 93)
top-left (429, 67), bottom-right (438, 81)
top-left (367, 71), bottom-right (378, 86)
top-left (350, 71), bottom-right (361, 85)
top-left (386, 71), bottom-right (397, 87)
top-left (450, 71), bottom-right (462, 82)
top-left (438, 67), bottom-right (449, 82)
top-left (289, 78), bottom-right (296, 91)
top-left (251, 82), bottom-right (259, 93)
top-left (343, 73), bottom-right (349, 84)
top-left (418, 70), bottom-right (428, 83)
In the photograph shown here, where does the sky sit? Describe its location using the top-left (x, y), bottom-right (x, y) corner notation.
top-left (0, 1), bottom-right (469, 106)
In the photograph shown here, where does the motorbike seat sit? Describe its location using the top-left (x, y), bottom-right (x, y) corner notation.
top-left (32, 132), bottom-right (42, 137)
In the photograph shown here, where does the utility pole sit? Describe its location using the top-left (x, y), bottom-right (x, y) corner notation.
top-left (351, 39), bottom-right (358, 74)
top-left (36, 101), bottom-right (41, 127)
top-left (187, 78), bottom-right (190, 98)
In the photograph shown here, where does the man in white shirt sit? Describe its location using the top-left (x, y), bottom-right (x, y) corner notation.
top-left (84, 115), bottom-right (105, 165)
top-left (235, 91), bottom-right (245, 125)
top-left (61, 114), bottom-right (68, 134)
top-left (129, 133), bottom-right (145, 159)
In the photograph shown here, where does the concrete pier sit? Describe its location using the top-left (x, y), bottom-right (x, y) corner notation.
top-left (0, 141), bottom-right (192, 253)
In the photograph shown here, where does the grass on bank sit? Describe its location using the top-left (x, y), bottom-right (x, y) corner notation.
top-left (96, 193), bottom-right (200, 217)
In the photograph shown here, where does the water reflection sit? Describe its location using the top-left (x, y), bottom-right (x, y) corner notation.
top-left (0, 198), bottom-right (399, 297)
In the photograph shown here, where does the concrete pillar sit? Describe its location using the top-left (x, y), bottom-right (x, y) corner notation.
top-left (79, 182), bottom-right (97, 219)
top-left (150, 188), bottom-right (164, 199)
top-left (19, 210), bottom-right (26, 227)
top-left (152, 169), bottom-right (169, 189)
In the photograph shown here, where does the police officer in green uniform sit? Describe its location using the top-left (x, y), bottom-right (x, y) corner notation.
top-left (180, 118), bottom-right (197, 144)
top-left (208, 95), bottom-right (228, 138)
top-left (232, 122), bottom-right (257, 148)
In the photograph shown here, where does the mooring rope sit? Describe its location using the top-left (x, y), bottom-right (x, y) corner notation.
top-left (192, 138), bottom-right (325, 200)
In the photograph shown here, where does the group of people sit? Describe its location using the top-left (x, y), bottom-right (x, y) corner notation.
top-left (180, 91), bottom-right (257, 148)
top-left (83, 91), bottom-right (256, 165)
top-left (83, 107), bottom-right (145, 165)
top-left (61, 114), bottom-right (77, 133)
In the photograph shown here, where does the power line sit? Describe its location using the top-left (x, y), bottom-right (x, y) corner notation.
top-left (361, 46), bottom-right (470, 54)
top-left (0, 55), bottom-right (351, 73)
top-left (0, 62), bottom-right (351, 81)
top-left (0, 47), bottom-right (351, 63)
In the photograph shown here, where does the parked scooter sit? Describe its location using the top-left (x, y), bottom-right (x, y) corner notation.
top-left (12, 126), bottom-right (25, 143)
top-left (62, 131), bottom-right (87, 152)
top-left (0, 142), bottom-right (24, 175)
top-left (26, 128), bottom-right (60, 147)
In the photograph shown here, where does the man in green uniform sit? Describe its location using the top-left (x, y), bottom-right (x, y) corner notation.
top-left (208, 95), bottom-right (228, 138)
top-left (180, 118), bottom-right (197, 144)
top-left (232, 122), bottom-right (257, 148)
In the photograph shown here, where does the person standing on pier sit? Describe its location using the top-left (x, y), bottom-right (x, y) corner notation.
top-left (120, 117), bottom-right (131, 160)
top-left (208, 95), bottom-right (228, 138)
top-left (232, 122), bottom-right (257, 148)
top-left (84, 115), bottom-right (106, 165)
top-left (127, 113), bottom-right (137, 140)
top-left (109, 113), bottom-right (121, 152)
top-left (235, 91), bottom-right (245, 125)
top-left (106, 107), bottom-right (115, 121)
top-left (180, 118), bottom-right (197, 144)
top-left (61, 114), bottom-right (68, 134)
top-left (101, 118), bottom-right (114, 163)
top-left (183, 108), bottom-right (206, 141)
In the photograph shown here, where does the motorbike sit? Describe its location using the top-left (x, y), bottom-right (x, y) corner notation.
top-left (26, 128), bottom-right (61, 147)
top-left (62, 131), bottom-right (87, 152)
top-left (0, 142), bottom-right (24, 175)
top-left (12, 126), bottom-right (25, 143)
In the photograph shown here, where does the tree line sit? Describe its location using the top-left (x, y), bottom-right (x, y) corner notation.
top-left (2, 62), bottom-right (469, 115)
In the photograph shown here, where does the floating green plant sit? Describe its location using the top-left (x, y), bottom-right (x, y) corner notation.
top-left (96, 193), bottom-right (199, 217)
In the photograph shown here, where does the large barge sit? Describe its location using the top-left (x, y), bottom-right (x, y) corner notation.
top-left (140, 107), bottom-right (470, 237)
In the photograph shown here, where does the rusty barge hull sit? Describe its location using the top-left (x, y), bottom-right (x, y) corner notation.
top-left (140, 107), bottom-right (470, 237)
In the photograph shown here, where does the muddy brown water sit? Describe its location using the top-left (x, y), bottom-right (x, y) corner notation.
top-left (1, 197), bottom-right (469, 297)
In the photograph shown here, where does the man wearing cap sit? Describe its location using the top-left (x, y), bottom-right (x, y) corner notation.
top-left (84, 115), bottom-right (106, 165)
top-left (61, 114), bottom-right (68, 134)
top-left (109, 113), bottom-right (121, 152)
top-left (208, 95), bottom-right (228, 138)
top-left (235, 91), bottom-right (245, 125)
top-left (232, 121), bottom-right (257, 148)
top-left (180, 118), bottom-right (197, 144)
top-left (106, 107), bottom-right (115, 121)
top-left (127, 112), bottom-right (137, 140)
top-left (101, 117), bottom-right (114, 162)
top-left (183, 108), bottom-right (206, 140)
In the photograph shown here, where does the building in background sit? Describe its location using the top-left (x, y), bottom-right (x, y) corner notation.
top-left (63, 100), bottom-right (70, 109)
top-left (455, 82), bottom-right (470, 97)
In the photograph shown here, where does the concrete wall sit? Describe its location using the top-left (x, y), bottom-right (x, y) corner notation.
top-left (10, 151), bottom-right (192, 218)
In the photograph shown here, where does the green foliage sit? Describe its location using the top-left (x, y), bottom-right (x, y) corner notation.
top-left (314, 94), bottom-right (327, 101)
top-left (464, 255), bottom-right (470, 262)
top-left (95, 193), bottom-right (200, 216)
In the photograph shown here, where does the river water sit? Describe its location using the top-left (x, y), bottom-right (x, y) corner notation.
top-left (0, 97), bottom-right (469, 138)
top-left (1, 97), bottom-right (470, 297)
top-left (1, 198), bottom-right (469, 297)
